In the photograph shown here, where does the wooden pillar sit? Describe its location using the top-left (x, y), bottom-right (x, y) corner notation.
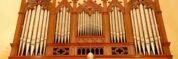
top-left (46, 0), bottom-right (56, 56)
top-left (70, 46), bottom-right (77, 55)
top-left (162, 42), bottom-right (172, 55)
top-left (70, 0), bottom-right (78, 43)
top-left (155, 0), bottom-right (171, 55)
top-left (102, 0), bottom-right (110, 43)
top-left (104, 46), bottom-right (112, 55)
top-left (124, 0), bottom-right (135, 55)
top-left (70, 12), bottom-right (78, 43)
top-left (10, 0), bottom-right (26, 56)
top-left (155, 0), bottom-right (168, 43)
top-left (102, 12), bottom-right (110, 43)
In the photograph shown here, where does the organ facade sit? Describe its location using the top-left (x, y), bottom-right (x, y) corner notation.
top-left (9, 0), bottom-right (172, 59)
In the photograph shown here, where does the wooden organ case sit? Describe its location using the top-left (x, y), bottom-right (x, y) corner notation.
top-left (9, 0), bottom-right (172, 59)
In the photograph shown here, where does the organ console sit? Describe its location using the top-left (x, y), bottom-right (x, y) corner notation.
top-left (9, 0), bottom-right (172, 59)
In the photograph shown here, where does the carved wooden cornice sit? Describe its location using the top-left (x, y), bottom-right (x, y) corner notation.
top-left (107, 0), bottom-right (124, 12)
top-left (27, 0), bottom-right (50, 9)
top-left (130, 0), bottom-right (155, 9)
top-left (77, 0), bottom-right (102, 16)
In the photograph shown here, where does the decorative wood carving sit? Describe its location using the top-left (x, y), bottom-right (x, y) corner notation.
top-left (129, 0), bottom-right (155, 9)
top-left (53, 48), bottom-right (69, 55)
top-left (77, 0), bottom-right (102, 15)
top-left (77, 38), bottom-right (104, 43)
top-left (112, 47), bottom-right (128, 55)
top-left (27, 0), bottom-right (50, 10)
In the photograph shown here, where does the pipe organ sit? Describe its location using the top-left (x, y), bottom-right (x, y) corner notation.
top-left (9, 0), bottom-right (172, 59)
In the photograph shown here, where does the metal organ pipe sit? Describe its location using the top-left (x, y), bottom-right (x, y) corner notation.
top-left (80, 12), bottom-right (84, 36)
top-left (99, 12), bottom-right (102, 36)
top-left (55, 10), bottom-right (59, 43)
top-left (148, 8), bottom-right (157, 54)
top-left (131, 3), bottom-right (163, 55)
top-left (131, 9), bottom-right (137, 54)
top-left (82, 12), bottom-right (85, 36)
top-left (18, 5), bottom-right (49, 56)
top-left (61, 7), bottom-right (66, 43)
top-left (56, 7), bottom-right (62, 43)
top-left (30, 5), bottom-right (41, 56)
top-left (39, 9), bottom-right (45, 55)
top-left (140, 4), bottom-right (150, 55)
top-left (64, 8), bottom-right (68, 43)
top-left (40, 9), bottom-right (47, 55)
top-left (18, 10), bottom-right (31, 56)
top-left (151, 9), bottom-right (163, 54)
top-left (136, 5), bottom-right (146, 55)
top-left (93, 12), bottom-right (96, 36)
top-left (90, 13), bottom-right (93, 36)
top-left (24, 6), bottom-right (36, 55)
top-left (55, 11), bottom-right (59, 43)
top-left (109, 12), bottom-right (113, 42)
top-left (78, 13), bottom-right (81, 36)
top-left (111, 8), bottom-right (116, 43)
top-left (83, 12), bottom-right (85, 36)
top-left (82, 12), bottom-right (84, 36)
top-left (131, 8), bottom-right (142, 54)
top-left (57, 9), bottom-right (63, 43)
top-left (55, 7), bottom-right (71, 43)
top-left (92, 12), bottom-right (95, 36)
top-left (85, 13), bottom-right (88, 36)
top-left (78, 11), bottom-right (102, 36)
top-left (25, 6), bottom-right (36, 56)
top-left (44, 10), bottom-right (49, 54)
top-left (34, 5), bottom-right (42, 55)
top-left (145, 7), bottom-right (154, 55)
top-left (87, 13), bottom-right (89, 36)
top-left (96, 12), bottom-right (99, 36)
top-left (89, 13), bottom-right (91, 36)
top-left (23, 9), bottom-right (32, 56)
top-left (120, 11), bottom-right (126, 42)
top-left (96, 11), bottom-right (100, 36)
top-left (67, 11), bottom-right (71, 43)
top-left (115, 7), bottom-right (120, 43)
top-left (109, 6), bottom-right (126, 43)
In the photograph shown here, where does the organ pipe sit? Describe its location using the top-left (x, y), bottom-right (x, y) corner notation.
top-left (120, 12), bottom-right (126, 42)
top-left (99, 12), bottom-right (103, 36)
top-left (55, 7), bottom-right (71, 43)
top-left (131, 3), bottom-right (163, 55)
top-left (109, 6), bottom-right (126, 43)
top-left (18, 5), bottom-right (49, 56)
top-left (18, 9), bottom-right (31, 56)
top-left (77, 11), bottom-right (103, 36)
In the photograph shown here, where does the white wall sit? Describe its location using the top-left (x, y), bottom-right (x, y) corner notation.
top-left (0, 0), bottom-right (21, 59)
top-left (0, 0), bottom-right (177, 59)
top-left (160, 0), bottom-right (178, 59)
